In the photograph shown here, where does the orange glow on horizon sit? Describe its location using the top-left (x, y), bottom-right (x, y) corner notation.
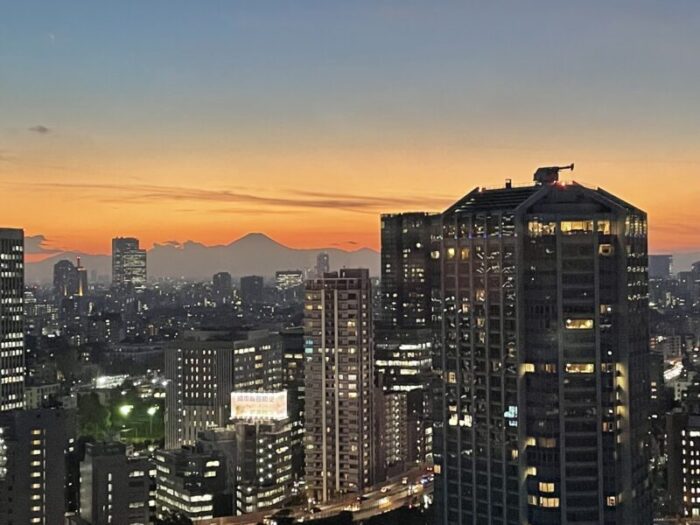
top-left (3, 143), bottom-right (699, 257)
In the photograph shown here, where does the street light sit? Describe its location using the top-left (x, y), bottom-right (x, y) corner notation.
top-left (119, 404), bottom-right (134, 417)
top-left (147, 405), bottom-right (159, 435)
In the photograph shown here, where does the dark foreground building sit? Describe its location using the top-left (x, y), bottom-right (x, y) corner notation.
top-left (432, 168), bottom-right (651, 524)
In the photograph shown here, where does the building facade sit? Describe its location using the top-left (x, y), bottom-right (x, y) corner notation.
top-left (0, 408), bottom-right (74, 525)
top-left (111, 237), bottom-right (147, 288)
top-left (0, 228), bottom-right (25, 412)
top-left (380, 212), bottom-right (437, 329)
top-left (304, 269), bottom-right (376, 502)
top-left (79, 442), bottom-right (151, 525)
top-left (432, 169), bottom-right (651, 524)
top-left (164, 330), bottom-right (285, 449)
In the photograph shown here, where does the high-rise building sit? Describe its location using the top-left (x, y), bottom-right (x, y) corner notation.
top-left (380, 212), bottom-right (437, 329)
top-left (276, 270), bottom-right (304, 303)
top-left (78, 442), bottom-right (151, 525)
top-left (111, 237), bottom-right (147, 288)
top-left (239, 275), bottom-right (264, 305)
top-left (315, 252), bottom-right (330, 277)
top-left (229, 392), bottom-right (293, 515)
top-left (375, 327), bottom-right (433, 471)
top-left (280, 326), bottom-right (306, 482)
top-left (0, 408), bottom-right (74, 525)
top-left (649, 254), bottom-right (672, 280)
top-left (432, 167), bottom-right (651, 524)
top-left (53, 259), bottom-right (79, 298)
top-left (154, 446), bottom-right (231, 521)
top-left (304, 269), bottom-right (376, 502)
top-left (76, 257), bottom-right (88, 297)
top-left (164, 330), bottom-right (285, 449)
top-left (212, 272), bottom-right (233, 305)
top-left (0, 228), bottom-right (25, 412)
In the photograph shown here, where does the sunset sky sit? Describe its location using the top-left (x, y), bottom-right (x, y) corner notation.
top-left (2, 1), bottom-right (700, 256)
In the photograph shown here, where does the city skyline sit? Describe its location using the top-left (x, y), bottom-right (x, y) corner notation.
top-left (3, 1), bottom-right (700, 255)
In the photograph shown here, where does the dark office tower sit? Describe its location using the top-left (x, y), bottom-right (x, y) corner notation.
top-left (316, 252), bottom-right (330, 277)
top-left (380, 212), bottom-right (437, 329)
top-left (304, 269), bottom-right (376, 502)
top-left (154, 447), bottom-right (231, 521)
top-left (239, 275), bottom-right (264, 305)
top-left (280, 326), bottom-right (306, 481)
top-left (79, 442), bottom-right (151, 525)
top-left (0, 408), bottom-right (73, 525)
top-left (648, 255), bottom-right (672, 279)
top-left (111, 237), bottom-right (147, 288)
top-left (0, 228), bottom-right (25, 412)
top-left (433, 168), bottom-right (651, 525)
top-left (76, 257), bottom-right (88, 296)
top-left (212, 271), bottom-right (233, 305)
top-left (230, 413), bottom-right (294, 514)
top-left (53, 259), bottom-right (79, 298)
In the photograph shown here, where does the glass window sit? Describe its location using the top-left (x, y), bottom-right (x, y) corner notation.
top-left (560, 221), bottom-right (593, 234)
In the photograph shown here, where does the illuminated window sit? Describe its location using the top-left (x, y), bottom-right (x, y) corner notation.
top-left (565, 319), bottom-right (594, 330)
top-left (522, 363), bottom-right (535, 373)
top-left (539, 482), bottom-right (555, 493)
top-left (597, 220), bottom-right (611, 234)
top-left (560, 220), bottom-right (593, 234)
top-left (528, 220), bottom-right (557, 237)
top-left (430, 250), bottom-right (440, 260)
top-left (606, 496), bottom-right (617, 506)
top-left (540, 497), bottom-right (560, 508)
top-left (446, 247), bottom-right (456, 259)
top-left (599, 244), bottom-right (614, 256)
top-left (565, 363), bottom-right (595, 374)
top-left (460, 248), bottom-right (470, 260)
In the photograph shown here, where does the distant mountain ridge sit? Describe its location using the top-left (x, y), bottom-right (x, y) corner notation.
top-left (26, 233), bottom-right (380, 284)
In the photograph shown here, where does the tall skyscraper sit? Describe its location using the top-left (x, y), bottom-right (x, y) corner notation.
top-left (0, 408), bottom-right (74, 525)
top-left (111, 237), bottom-right (147, 288)
top-left (0, 228), bottom-right (25, 412)
top-left (212, 271), bottom-right (233, 305)
top-left (239, 275), bottom-right (264, 305)
top-left (432, 167), bottom-right (651, 524)
top-left (315, 252), bottom-right (330, 277)
top-left (380, 212), bottom-right (437, 329)
top-left (76, 256), bottom-right (88, 296)
top-left (304, 269), bottom-right (376, 502)
top-left (53, 259), bottom-right (79, 298)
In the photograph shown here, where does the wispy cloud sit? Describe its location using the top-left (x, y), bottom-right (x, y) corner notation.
top-left (28, 125), bottom-right (51, 135)
top-left (25, 234), bottom-right (60, 254)
top-left (20, 181), bottom-right (453, 214)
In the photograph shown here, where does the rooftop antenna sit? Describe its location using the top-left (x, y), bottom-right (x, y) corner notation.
top-left (533, 163), bottom-right (574, 185)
